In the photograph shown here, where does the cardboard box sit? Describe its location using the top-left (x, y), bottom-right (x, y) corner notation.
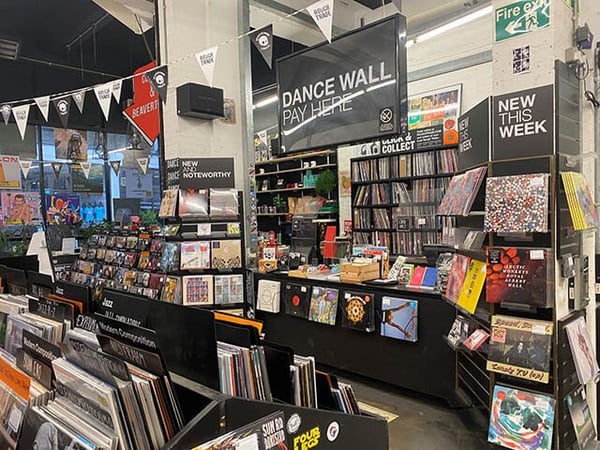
top-left (340, 261), bottom-right (380, 283)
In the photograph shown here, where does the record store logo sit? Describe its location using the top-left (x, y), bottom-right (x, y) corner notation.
top-left (153, 71), bottom-right (167, 89)
top-left (256, 31), bottom-right (271, 50)
top-left (57, 99), bottom-right (69, 115)
top-left (287, 413), bottom-right (301, 434)
top-left (326, 421), bottom-right (340, 442)
top-left (379, 107), bottom-right (394, 132)
top-left (0, 105), bottom-right (10, 115)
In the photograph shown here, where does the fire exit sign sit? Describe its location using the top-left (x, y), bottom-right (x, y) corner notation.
top-left (495, 0), bottom-right (550, 42)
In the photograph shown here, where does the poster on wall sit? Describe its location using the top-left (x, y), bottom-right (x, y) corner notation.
top-left (407, 84), bottom-right (462, 150)
top-left (123, 168), bottom-right (153, 199)
top-left (0, 124), bottom-right (37, 158)
top-left (1, 192), bottom-right (40, 224)
top-left (72, 164), bottom-right (103, 193)
top-left (45, 194), bottom-right (81, 224)
top-left (179, 158), bottom-right (235, 190)
top-left (54, 129), bottom-right (88, 161)
top-left (492, 84), bottom-right (554, 161)
top-left (0, 155), bottom-right (22, 189)
top-left (277, 15), bottom-right (408, 154)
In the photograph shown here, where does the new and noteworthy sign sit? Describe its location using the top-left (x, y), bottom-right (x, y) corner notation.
top-left (179, 158), bottom-right (235, 189)
top-left (495, 0), bottom-right (550, 42)
top-left (492, 84), bottom-right (554, 161)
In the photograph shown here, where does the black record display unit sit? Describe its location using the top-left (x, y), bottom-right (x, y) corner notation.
top-left (350, 145), bottom-right (458, 256)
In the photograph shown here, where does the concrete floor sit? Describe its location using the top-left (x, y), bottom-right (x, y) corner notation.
top-left (343, 375), bottom-right (490, 450)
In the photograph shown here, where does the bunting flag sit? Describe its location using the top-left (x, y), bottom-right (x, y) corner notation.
top-left (53, 97), bottom-right (71, 129)
top-left (147, 66), bottom-right (168, 103)
top-left (34, 96), bottom-right (50, 122)
top-left (112, 79), bottom-right (123, 104)
top-left (12, 104), bottom-right (30, 140)
top-left (72, 91), bottom-right (86, 114)
top-left (257, 129), bottom-right (268, 146)
top-left (250, 25), bottom-right (273, 69)
top-left (94, 83), bottom-right (114, 121)
top-left (51, 162), bottom-right (63, 178)
top-left (195, 46), bottom-right (219, 87)
top-left (307, 0), bottom-right (334, 43)
top-left (1, 105), bottom-right (11, 125)
top-left (80, 162), bottom-right (92, 179)
top-left (110, 160), bottom-right (121, 176)
top-left (19, 160), bottom-right (33, 178)
top-left (137, 157), bottom-right (149, 175)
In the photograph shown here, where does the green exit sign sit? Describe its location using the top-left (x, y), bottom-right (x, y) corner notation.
top-left (495, 0), bottom-right (550, 42)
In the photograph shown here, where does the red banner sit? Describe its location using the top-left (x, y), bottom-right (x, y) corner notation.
top-left (123, 61), bottom-right (160, 145)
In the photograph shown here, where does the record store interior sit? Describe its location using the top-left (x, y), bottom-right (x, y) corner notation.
top-left (0, 0), bottom-right (599, 449)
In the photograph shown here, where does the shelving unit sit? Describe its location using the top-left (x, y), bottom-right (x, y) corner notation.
top-left (350, 146), bottom-right (457, 256)
top-left (254, 149), bottom-right (338, 241)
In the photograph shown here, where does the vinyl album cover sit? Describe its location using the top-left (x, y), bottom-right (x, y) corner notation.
top-left (564, 316), bottom-right (600, 386)
top-left (211, 240), bottom-right (242, 269)
top-left (137, 251), bottom-right (150, 270)
top-left (486, 247), bottom-right (550, 307)
top-left (54, 128), bottom-right (88, 160)
top-left (1, 192), bottom-right (40, 224)
top-left (488, 384), bottom-right (555, 450)
top-left (183, 275), bottom-right (214, 305)
top-left (210, 188), bottom-right (239, 217)
top-left (150, 238), bottom-right (163, 254)
top-left (256, 279), bottom-right (281, 313)
top-left (566, 386), bottom-right (597, 450)
top-left (561, 171), bottom-right (599, 231)
top-left (463, 329), bottom-right (490, 351)
top-left (484, 173), bottom-right (549, 233)
top-left (214, 274), bottom-right (244, 304)
top-left (45, 194), bottom-right (81, 224)
top-left (158, 188), bottom-right (178, 218)
top-left (161, 276), bottom-right (182, 304)
top-left (180, 241), bottom-right (210, 270)
top-left (160, 242), bottom-right (181, 271)
top-left (436, 252), bottom-right (453, 293)
top-left (283, 282), bottom-right (310, 319)
top-left (456, 259), bottom-right (486, 314)
top-left (445, 254), bottom-right (470, 303)
top-left (487, 315), bottom-right (553, 383)
top-left (148, 273), bottom-right (165, 291)
top-left (341, 291), bottom-right (375, 333)
top-left (380, 296), bottom-right (418, 342)
top-left (437, 166), bottom-right (487, 216)
top-left (20, 406), bottom-right (93, 450)
top-left (178, 188), bottom-right (208, 218)
top-left (397, 264), bottom-right (414, 285)
top-left (308, 286), bottom-right (339, 326)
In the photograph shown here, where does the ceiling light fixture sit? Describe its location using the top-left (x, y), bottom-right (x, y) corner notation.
top-left (415, 5), bottom-right (493, 44)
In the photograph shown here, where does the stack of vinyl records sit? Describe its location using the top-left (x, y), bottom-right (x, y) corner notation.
top-left (291, 355), bottom-right (317, 408)
top-left (217, 342), bottom-right (273, 401)
top-left (316, 370), bottom-right (360, 415)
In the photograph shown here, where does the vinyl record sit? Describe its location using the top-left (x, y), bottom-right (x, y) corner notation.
top-left (283, 283), bottom-right (310, 319)
top-left (341, 291), bottom-right (375, 332)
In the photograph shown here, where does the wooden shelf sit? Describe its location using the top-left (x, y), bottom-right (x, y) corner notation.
top-left (255, 163), bottom-right (336, 177)
top-left (255, 149), bottom-right (335, 166)
top-left (256, 186), bottom-right (315, 194)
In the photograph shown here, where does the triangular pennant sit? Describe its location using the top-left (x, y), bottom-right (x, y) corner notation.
top-left (53, 97), bottom-right (71, 129)
top-left (136, 157), bottom-right (149, 175)
top-left (94, 83), bottom-right (114, 121)
top-left (19, 160), bottom-right (33, 178)
top-left (147, 66), bottom-right (168, 103)
top-left (258, 130), bottom-right (268, 146)
top-left (1, 105), bottom-right (12, 125)
top-left (34, 96), bottom-right (50, 122)
top-left (391, 0), bottom-right (402, 12)
top-left (112, 79), bottom-right (123, 104)
top-left (12, 104), bottom-right (30, 140)
top-left (72, 91), bottom-right (86, 114)
top-left (307, 0), bottom-right (334, 43)
top-left (51, 162), bottom-right (63, 178)
top-left (110, 160), bottom-right (121, 176)
top-left (195, 46), bottom-right (219, 87)
top-left (250, 25), bottom-right (273, 69)
top-left (79, 162), bottom-right (92, 179)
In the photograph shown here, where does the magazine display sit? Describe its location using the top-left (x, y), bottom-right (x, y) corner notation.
top-left (487, 315), bottom-right (553, 383)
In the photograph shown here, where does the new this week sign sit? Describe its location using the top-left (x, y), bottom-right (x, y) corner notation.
top-left (276, 14), bottom-right (408, 154)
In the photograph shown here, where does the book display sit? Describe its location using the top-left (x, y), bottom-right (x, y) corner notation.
top-left (350, 146), bottom-right (458, 256)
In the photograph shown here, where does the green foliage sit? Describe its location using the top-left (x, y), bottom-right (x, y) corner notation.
top-left (139, 209), bottom-right (160, 227)
top-left (315, 170), bottom-right (337, 198)
top-left (78, 220), bottom-right (111, 244)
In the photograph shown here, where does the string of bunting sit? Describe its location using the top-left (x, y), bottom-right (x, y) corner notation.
top-left (0, 0), bottom-right (335, 143)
